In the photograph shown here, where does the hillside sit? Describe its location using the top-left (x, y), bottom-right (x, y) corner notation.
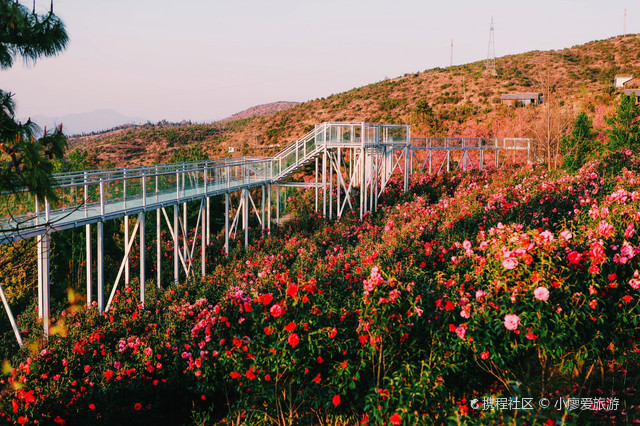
top-left (218, 101), bottom-right (300, 123)
top-left (69, 35), bottom-right (640, 168)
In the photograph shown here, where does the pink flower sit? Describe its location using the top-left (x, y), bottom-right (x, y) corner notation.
top-left (502, 257), bottom-right (518, 270)
top-left (534, 286), bottom-right (549, 301)
top-left (270, 304), bottom-right (284, 318)
top-left (504, 314), bottom-right (520, 331)
top-left (475, 290), bottom-right (487, 301)
top-left (629, 279), bottom-right (640, 290)
top-left (560, 230), bottom-right (573, 240)
top-left (598, 221), bottom-right (614, 238)
top-left (624, 223), bottom-right (635, 239)
top-left (144, 347), bottom-right (153, 357)
top-left (455, 326), bottom-right (466, 340)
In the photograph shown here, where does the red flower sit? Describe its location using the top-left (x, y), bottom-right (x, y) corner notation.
top-left (332, 394), bottom-right (341, 406)
top-left (134, 402), bottom-right (142, 411)
top-left (480, 351), bottom-right (490, 360)
top-left (567, 251), bottom-right (582, 264)
top-left (88, 403), bottom-right (95, 411)
top-left (328, 327), bottom-right (337, 338)
top-left (246, 368), bottom-right (256, 380)
top-left (316, 356), bottom-right (324, 364)
top-left (287, 333), bottom-right (299, 348)
top-left (285, 322), bottom-right (296, 332)
top-left (389, 413), bottom-right (402, 425)
top-left (230, 371), bottom-right (242, 379)
top-left (84, 365), bottom-right (91, 374)
top-left (18, 417), bottom-right (28, 425)
top-left (104, 370), bottom-right (113, 381)
top-left (312, 373), bottom-right (321, 383)
top-left (622, 295), bottom-right (633, 303)
top-left (286, 284), bottom-right (299, 298)
top-left (259, 293), bottom-right (274, 305)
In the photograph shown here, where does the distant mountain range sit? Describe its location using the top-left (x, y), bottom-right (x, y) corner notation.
top-left (28, 101), bottom-right (301, 137)
top-left (28, 109), bottom-right (146, 136)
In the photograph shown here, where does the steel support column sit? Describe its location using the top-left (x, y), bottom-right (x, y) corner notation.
top-left (86, 224), bottom-right (92, 307)
top-left (261, 186), bottom-right (265, 231)
top-left (244, 189), bottom-right (249, 249)
top-left (276, 186), bottom-right (280, 226)
top-left (157, 209), bottom-right (161, 288)
top-left (267, 184), bottom-right (271, 234)
top-left (139, 212), bottom-right (145, 304)
top-left (124, 216), bottom-right (129, 287)
top-left (315, 158), bottom-right (319, 212)
top-left (225, 193), bottom-right (230, 257)
top-left (97, 221), bottom-right (104, 313)
top-left (201, 200), bottom-right (206, 277)
top-left (174, 205), bottom-right (179, 285)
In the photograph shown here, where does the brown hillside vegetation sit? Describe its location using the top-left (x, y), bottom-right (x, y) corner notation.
top-left (219, 101), bottom-right (300, 123)
top-left (69, 35), bottom-right (640, 168)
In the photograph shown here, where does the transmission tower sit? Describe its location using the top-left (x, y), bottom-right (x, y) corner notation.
top-left (486, 17), bottom-right (496, 72)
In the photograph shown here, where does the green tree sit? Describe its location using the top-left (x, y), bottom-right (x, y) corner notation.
top-left (560, 112), bottom-right (598, 172)
top-left (0, 0), bottom-right (69, 202)
top-left (605, 93), bottom-right (640, 152)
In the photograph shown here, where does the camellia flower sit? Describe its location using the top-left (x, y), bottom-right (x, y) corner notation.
top-left (480, 351), bottom-right (490, 360)
top-left (560, 230), bottom-right (572, 240)
top-left (567, 251), bottom-right (582, 264)
top-left (287, 333), bottom-right (299, 348)
top-left (285, 322), bottom-right (296, 332)
top-left (270, 304), bottom-right (284, 318)
top-left (502, 257), bottom-right (518, 270)
top-left (455, 326), bottom-right (466, 340)
top-left (534, 287), bottom-right (549, 301)
top-left (504, 314), bottom-right (520, 330)
top-left (332, 394), bottom-right (341, 406)
top-left (390, 413), bottom-right (403, 425)
top-left (286, 284), bottom-right (299, 299)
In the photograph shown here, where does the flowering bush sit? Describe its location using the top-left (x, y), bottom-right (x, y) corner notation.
top-left (1, 151), bottom-right (640, 424)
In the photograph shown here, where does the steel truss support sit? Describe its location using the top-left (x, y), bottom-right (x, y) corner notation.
top-left (0, 280), bottom-right (23, 347)
top-left (228, 188), bottom-right (263, 249)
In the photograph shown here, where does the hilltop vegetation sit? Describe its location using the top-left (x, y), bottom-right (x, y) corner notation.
top-left (67, 35), bottom-right (640, 168)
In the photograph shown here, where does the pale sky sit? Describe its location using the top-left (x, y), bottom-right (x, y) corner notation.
top-left (3, 0), bottom-right (637, 124)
